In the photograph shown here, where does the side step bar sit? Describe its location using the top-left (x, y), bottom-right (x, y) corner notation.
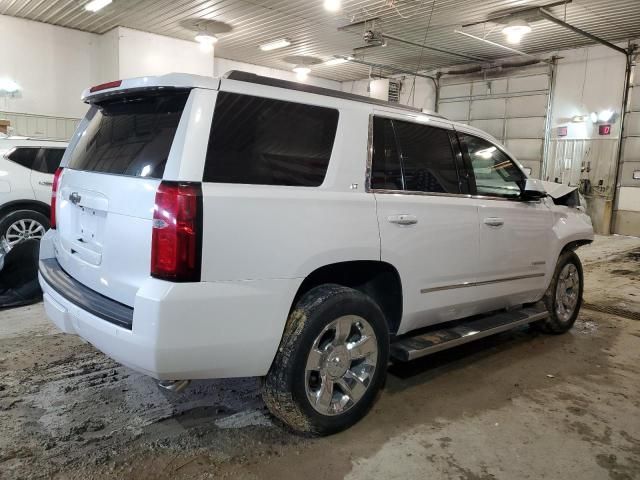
top-left (390, 303), bottom-right (549, 362)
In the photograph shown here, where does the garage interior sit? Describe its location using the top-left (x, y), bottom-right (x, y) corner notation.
top-left (1, 0), bottom-right (639, 479)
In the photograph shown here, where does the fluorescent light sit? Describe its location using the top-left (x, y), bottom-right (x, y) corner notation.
top-left (502, 20), bottom-right (531, 45)
top-left (259, 38), bottom-right (291, 51)
top-left (85, 0), bottom-right (112, 12)
top-left (476, 146), bottom-right (497, 159)
top-left (324, 57), bottom-right (348, 66)
top-left (293, 66), bottom-right (311, 80)
top-left (324, 0), bottom-right (341, 12)
top-left (571, 115), bottom-right (586, 123)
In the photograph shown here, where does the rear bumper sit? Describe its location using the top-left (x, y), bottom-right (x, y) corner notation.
top-left (38, 234), bottom-right (299, 380)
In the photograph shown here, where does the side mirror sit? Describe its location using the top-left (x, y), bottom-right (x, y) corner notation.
top-left (521, 178), bottom-right (547, 201)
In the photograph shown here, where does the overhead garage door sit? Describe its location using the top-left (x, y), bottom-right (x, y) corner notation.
top-left (614, 53), bottom-right (640, 237)
top-left (437, 66), bottom-right (552, 179)
top-left (0, 111), bottom-right (79, 140)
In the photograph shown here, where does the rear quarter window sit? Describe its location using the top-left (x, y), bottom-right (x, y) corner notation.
top-left (203, 92), bottom-right (339, 187)
top-left (7, 147), bottom-right (39, 170)
top-left (67, 90), bottom-right (190, 179)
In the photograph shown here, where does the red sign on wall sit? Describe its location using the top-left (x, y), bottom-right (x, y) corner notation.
top-left (557, 126), bottom-right (568, 137)
top-left (599, 124), bottom-right (612, 135)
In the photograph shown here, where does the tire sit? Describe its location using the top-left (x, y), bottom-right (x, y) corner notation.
top-left (263, 284), bottom-right (389, 436)
top-left (537, 250), bottom-right (584, 334)
top-left (0, 210), bottom-right (49, 248)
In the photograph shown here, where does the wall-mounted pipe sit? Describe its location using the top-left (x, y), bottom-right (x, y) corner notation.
top-left (439, 58), bottom-right (544, 76)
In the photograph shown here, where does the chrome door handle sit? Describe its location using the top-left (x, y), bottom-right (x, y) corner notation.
top-left (483, 217), bottom-right (504, 227)
top-left (39, 181), bottom-right (53, 186)
top-left (388, 214), bottom-right (418, 226)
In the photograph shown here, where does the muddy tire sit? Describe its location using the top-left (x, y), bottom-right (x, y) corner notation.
top-left (537, 250), bottom-right (584, 334)
top-left (262, 284), bottom-right (389, 436)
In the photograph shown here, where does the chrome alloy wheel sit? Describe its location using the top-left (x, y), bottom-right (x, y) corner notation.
top-left (5, 219), bottom-right (46, 247)
top-left (305, 315), bottom-right (378, 416)
top-left (555, 263), bottom-right (580, 322)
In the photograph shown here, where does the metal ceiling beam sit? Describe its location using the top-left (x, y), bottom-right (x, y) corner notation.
top-left (336, 56), bottom-right (436, 80)
top-left (461, 1), bottom-right (571, 28)
top-left (381, 33), bottom-right (489, 63)
top-left (453, 30), bottom-right (542, 60)
top-left (537, 8), bottom-right (628, 55)
top-left (338, 18), bottom-right (488, 63)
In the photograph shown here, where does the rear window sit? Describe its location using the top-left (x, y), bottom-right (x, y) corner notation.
top-left (203, 92), bottom-right (339, 187)
top-left (67, 90), bottom-right (189, 179)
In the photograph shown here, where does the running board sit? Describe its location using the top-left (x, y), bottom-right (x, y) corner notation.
top-left (390, 303), bottom-right (549, 362)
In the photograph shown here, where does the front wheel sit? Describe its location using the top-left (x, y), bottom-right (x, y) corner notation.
top-left (263, 284), bottom-right (389, 435)
top-left (538, 250), bottom-right (584, 334)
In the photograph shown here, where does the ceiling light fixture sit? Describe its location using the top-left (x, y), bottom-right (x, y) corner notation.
top-left (195, 32), bottom-right (218, 52)
top-left (293, 66), bottom-right (311, 80)
top-left (502, 19), bottom-right (532, 45)
top-left (323, 0), bottom-right (341, 12)
top-left (85, 0), bottom-right (112, 12)
top-left (259, 38), bottom-right (291, 51)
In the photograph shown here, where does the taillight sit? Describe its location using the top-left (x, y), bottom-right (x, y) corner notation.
top-left (151, 181), bottom-right (202, 282)
top-left (89, 80), bottom-right (122, 93)
top-left (51, 167), bottom-right (64, 229)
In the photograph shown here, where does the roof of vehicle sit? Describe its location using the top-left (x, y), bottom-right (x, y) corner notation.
top-left (79, 71), bottom-right (510, 158)
top-left (81, 70), bottom-right (442, 118)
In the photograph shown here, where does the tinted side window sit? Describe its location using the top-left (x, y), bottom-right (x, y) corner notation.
top-left (203, 92), bottom-right (339, 187)
top-left (393, 120), bottom-right (460, 194)
top-left (371, 117), bottom-right (403, 190)
top-left (35, 148), bottom-right (65, 174)
top-left (459, 133), bottom-right (525, 198)
top-left (7, 147), bottom-right (39, 169)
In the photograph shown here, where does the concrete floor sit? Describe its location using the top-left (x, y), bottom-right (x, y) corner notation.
top-left (1, 235), bottom-right (639, 480)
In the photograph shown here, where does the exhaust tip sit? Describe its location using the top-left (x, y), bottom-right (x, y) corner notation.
top-left (157, 379), bottom-right (191, 393)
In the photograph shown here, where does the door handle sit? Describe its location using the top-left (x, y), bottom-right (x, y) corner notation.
top-left (39, 181), bottom-right (53, 186)
top-left (483, 217), bottom-right (504, 227)
top-left (388, 214), bottom-right (418, 226)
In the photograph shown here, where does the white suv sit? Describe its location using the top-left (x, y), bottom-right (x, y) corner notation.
top-left (38, 72), bottom-right (593, 435)
top-left (0, 137), bottom-right (67, 246)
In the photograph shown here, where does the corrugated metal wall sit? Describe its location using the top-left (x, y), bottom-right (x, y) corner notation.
top-left (0, 112), bottom-right (79, 140)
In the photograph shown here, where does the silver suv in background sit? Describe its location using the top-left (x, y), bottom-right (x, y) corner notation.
top-left (0, 137), bottom-right (67, 247)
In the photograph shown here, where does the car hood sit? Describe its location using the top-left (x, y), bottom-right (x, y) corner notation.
top-left (540, 181), bottom-right (578, 200)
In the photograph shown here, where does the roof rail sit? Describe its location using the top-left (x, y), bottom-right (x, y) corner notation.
top-left (222, 70), bottom-right (443, 118)
top-left (1, 136), bottom-right (67, 142)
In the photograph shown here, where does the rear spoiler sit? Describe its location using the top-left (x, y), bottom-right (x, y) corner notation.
top-left (81, 73), bottom-right (220, 103)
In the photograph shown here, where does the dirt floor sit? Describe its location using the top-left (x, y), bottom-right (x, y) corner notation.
top-left (1, 235), bottom-right (639, 480)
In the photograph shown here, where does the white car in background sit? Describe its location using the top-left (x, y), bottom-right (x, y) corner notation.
top-left (0, 137), bottom-right (67, 247)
